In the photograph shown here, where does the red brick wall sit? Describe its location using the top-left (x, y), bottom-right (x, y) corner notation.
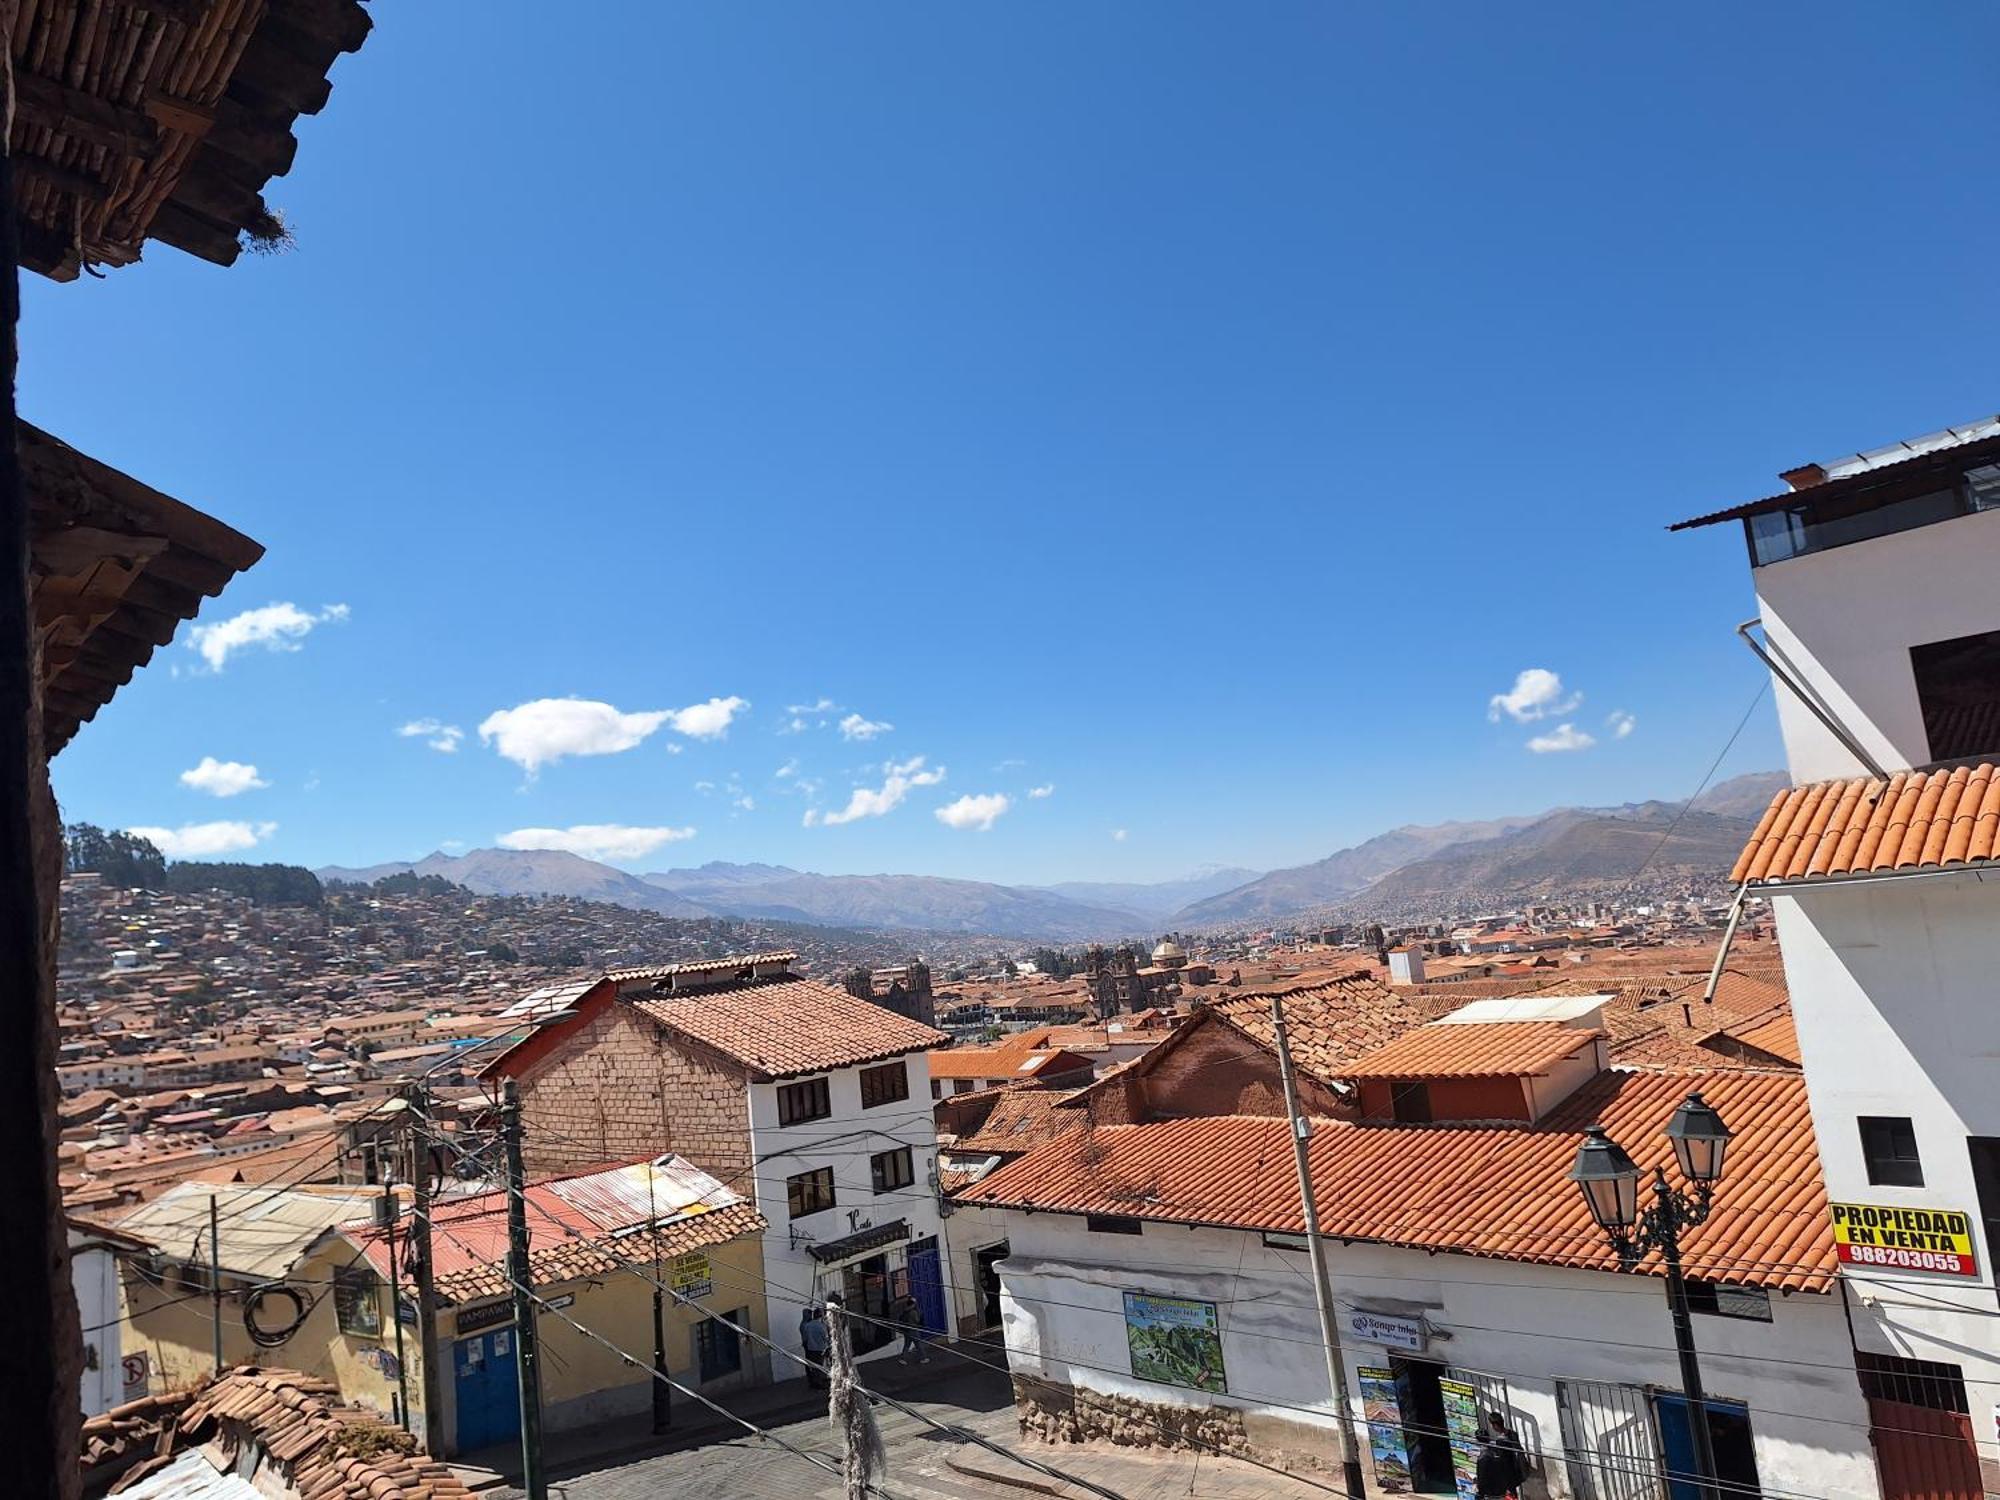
top-left (512, 1003), bottom-right (755, 1190)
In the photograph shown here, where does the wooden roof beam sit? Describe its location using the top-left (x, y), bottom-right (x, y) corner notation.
top-left (15, 73), bottom-right (161, 158)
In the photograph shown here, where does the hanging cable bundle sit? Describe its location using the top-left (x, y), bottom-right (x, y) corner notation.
top-left (824, 1294), bottom-right (885, 1500)
top-left (242, 1282), bottom-right (315, 1347)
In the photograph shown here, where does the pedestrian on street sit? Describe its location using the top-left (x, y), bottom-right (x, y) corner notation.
top-left (800, 1303), bottom-right (830, 1389)
top-left (889, 1289), bottom-right (929, 1363)
top-left (1476, 1410), bottom-right (1526, 1500)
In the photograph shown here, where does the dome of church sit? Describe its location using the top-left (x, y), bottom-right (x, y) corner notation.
top-left (1151, 939), bottom-right (1186, 965)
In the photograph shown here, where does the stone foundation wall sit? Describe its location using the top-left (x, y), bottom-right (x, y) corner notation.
top-left (1012, 1374), bottom-right (1342, 1474)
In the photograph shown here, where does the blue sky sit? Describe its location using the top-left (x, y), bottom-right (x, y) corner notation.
top-left (29, 3), bottom-right (2000, 886)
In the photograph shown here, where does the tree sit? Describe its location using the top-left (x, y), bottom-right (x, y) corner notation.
top-left (63, 823), bottom-right (166, 889)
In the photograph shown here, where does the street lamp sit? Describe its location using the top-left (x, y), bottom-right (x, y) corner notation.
top-left (1569, 1093), bottom-right (1734, 1500)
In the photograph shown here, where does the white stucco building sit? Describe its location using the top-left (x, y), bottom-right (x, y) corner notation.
top-left (1678, 416), bottom-right (2000, 1500)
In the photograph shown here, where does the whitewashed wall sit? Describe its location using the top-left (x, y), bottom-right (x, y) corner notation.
top-left (995, 1212), bottom-right (1878, 1500)
top-left (747, 1054), bottom-right (944, 1376)
top-left (1752, 505), bottom-right (2000, 781)
top-left (70, 1236), bottom-right (122, 1418)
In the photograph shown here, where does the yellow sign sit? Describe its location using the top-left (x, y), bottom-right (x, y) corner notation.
top-left (1830, 1201), bottom-right (1978, 1276)
top-left (669, 1251), bottom-right (714, 1299)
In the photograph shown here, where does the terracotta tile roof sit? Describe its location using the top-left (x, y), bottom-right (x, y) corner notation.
top-left (1714, 1006), bottom-right (1802, 1066)
top-left (1209, 972), bottom-right (1467, 1086)
top-left (1732, 763), bottom-right (2000, 884)
top-left (630, 976), bottom-right (947, 1079)
top-left (927, 1046), bottom-right (1094, 1082)
top-left (968, 1069), bottom-right (1832, 1292)
top-left (167, 1367), bottom-right (475, 1498)
top-left (953, 1085), bottom-right (1087, 1158)
top-left (429, 1201), bottom-right (765, 1305)
top-left (1339, 1021), bottom-right (1603, 1080)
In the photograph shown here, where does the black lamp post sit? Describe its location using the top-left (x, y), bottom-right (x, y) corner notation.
top-left (1569, 1093), bottom-right (1734, 1500)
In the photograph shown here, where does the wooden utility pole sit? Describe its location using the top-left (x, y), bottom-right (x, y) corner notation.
top-left (1269, 994), bottom-right (1366, 1500)
top-left (501, 1080), bottom-right (549, 1500)
top-left (209, 1195), bottom-right (225, 1374)
top-left (401, 1083), bottom-right (445, 1456)
top-left (647, 1159), bottom-right (670, 1434)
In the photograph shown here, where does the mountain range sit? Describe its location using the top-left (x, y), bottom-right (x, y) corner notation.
top-left (317, 771), bottom-right (1787, 941)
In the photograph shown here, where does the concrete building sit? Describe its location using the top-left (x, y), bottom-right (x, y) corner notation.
top-left (1678, 415), bottom-right (2000, 1499)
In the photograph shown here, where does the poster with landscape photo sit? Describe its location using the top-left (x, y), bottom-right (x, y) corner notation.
top-left (1123, 1292), bottom-right (1227, 1394)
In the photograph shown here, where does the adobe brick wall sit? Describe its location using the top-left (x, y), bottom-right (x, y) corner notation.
top-left (1091, 1021), bottom-right (1346, 1126)
top-left (512, 1003), bottom-right (754, 1189)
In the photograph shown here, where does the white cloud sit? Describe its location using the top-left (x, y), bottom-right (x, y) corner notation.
top-left (733, 794), bottom-right (756, 812)
top-left (125, 820), bottom-right (276, 858)
top-left (497, 824), bottom-right (698, 861)
top-left (1527, 723), bottom-right (1597, 754)
top-left (397, 718), bottom-right (464, 753)
top-left (805, 756), bottom-right (946, 827)
top-left (1111, 828), bottom-right (1128, 842)
top-left (788, 698), bottom-right (837, 715)
top-left (936, 793), bottom-right (1010, 831)
top-left (178, 757), bottom-right (268, 798)
top-left (667, 696), bottom-right (749, 740)
top-left (839, 712), bottom-right (893, 741)
top-left (478, 698), bottom-right (672, 774)
top-left (1488, 668), bottom-right (1581, 724)
top-left (1607, 710), bottom-right (1636, 740)
top-left (782, 698), bottom-right (837, 734)
top-left (187, 602), bottom-right (349, 671)
top-left (776, 758), bottom-right (801, 779)
top-left (1027, 783), bottom-right (1055, 799)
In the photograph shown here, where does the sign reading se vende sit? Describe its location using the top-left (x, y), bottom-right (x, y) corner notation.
top-left (1830, 1202), bottom-right (1978, 1276)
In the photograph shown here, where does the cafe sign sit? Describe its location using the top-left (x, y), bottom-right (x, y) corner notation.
top-left (1831, 1201), bottom-right (1978, 1276)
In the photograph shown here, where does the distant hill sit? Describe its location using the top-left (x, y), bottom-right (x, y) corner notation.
top-left (322, 849), bottom-right (714, 918)
top-left (1171, 772), bottom-right (1782, 928)
top-left (1033, 866), bottom-right (1265, 921)
top-left (646, 863), bottom-right (1142, 940)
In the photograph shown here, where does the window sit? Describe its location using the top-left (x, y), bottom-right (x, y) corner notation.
top-left (1745, 483), bottom-right (1964, 567)
top-left (1967, 1138), bottom-right (2000, 1309)
top-left (1684, 1281), bottom-right (1772, 1322)
top-left (1857, 1350), bottom-right (1970, 1413)
top-left (1860, 1116), bottom-right (1924, 1187)
top-left (930, 1078), bottom-right (942, 1101)
top-left (696, 1309), bottom-right (745, 1381)
top-left (871, 1146), bottom-right (914, 1194)
top-left (334, 1264), bottom-right (384, 1337)
top-left (1390, 1080), bottom-right (1432, 1124)
top-left (1085, 1214), bottom-right (1143, 1235)
top-left (786, 1166), bottom-right (836, 1219)
top-left (860, 1062), bottom-right (910, 1109)
top-left (952, 1079), bottom-right (975, 1096)
top-left (1912, 628), bottom-right (2000, 762)
top-left (777, 1076), bottom-right (831, 1127)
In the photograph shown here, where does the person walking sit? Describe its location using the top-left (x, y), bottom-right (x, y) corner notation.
top-left (1476, 1411), bottom-right (1526, 1500)
top-left (800, 1303), bottom-right (830, 1389)
top-left (889, 1288), bottom-right (929, 1363)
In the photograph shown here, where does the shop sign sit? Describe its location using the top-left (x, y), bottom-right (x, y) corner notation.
top-left (456, 1300), bottom-right (515, 1335)
top-left (1123, 1291), bottom-right (1227, 1394)
top-left (670, 1251), bottom-right (714, 1300)
top-left (1439, 1377), bottom-right (1481, 1500)
top-left (1830, 1201), bottom-right (1978, 1276)
top-left (1347, 1308), bottom-right (1425, 1352)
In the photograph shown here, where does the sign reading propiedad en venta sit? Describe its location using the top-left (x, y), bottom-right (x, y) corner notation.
top-left (1831, 1202), bottom-right (1979, 1276)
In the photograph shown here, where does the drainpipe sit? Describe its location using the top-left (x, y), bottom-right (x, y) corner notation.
top-left (1735, 618), bottom-right (1887, 779)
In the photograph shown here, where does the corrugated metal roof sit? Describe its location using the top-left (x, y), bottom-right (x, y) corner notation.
top-left (548, 1155), bottom-right (743, 1232)
top-left (968, 1069), bottom-right (1833, 1292)
top-left (605, 951), bottom-right (798, 982)
top-left (116, 1183), bottom-right (381, 1280)
top-left (1732, 762), bottom-right (2000, 885)
top-left (116, 1449), bottom-right (259, 1500)
top-left (499, 977), bottom-right (601, 1019)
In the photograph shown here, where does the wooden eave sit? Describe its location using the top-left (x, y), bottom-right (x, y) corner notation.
top-left (10, 0), bottom-right (372, 281)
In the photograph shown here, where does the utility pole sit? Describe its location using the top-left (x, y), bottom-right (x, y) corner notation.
top-left (401, 1083), bottom-right (445, 1457)
top-left (648, 1158), bottom-right (671, 1434)
top-left (1270, 994), bottom-right (1365, 1500)
top-left (209, 1194), bottom-right (225, 1374)
top-left (381, 1178), bottom-right (411, 1431)
top-left (501, 1080), bottom-right (549, 1500)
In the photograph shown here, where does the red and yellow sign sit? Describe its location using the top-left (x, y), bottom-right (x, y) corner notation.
top-left (1830, 1202), bottom-right (1978, 1277)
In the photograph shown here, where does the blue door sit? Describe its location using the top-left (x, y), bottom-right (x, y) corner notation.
top-left (907, 1236), bottom-right (948, 1335)
top-left (453, 1328), bottom-right (520, 1452)
top-left (1654, 1395), bottom-right (1758, 1500)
